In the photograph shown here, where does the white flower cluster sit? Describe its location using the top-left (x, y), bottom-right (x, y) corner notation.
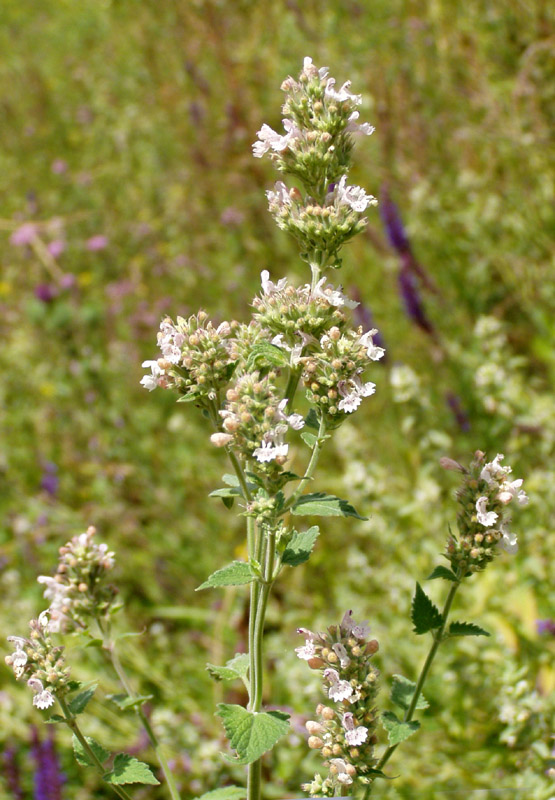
top-left (475, 454), bottom-right (528, 554)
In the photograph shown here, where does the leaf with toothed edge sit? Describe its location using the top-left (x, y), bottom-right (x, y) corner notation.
top-left (381, 711), bottom-right (420, 745)
top-left (291, 492), bottom-right (367, 519)
top-left (282, 526), bottom-right (319, 567)
top-left (411, 583), bottom-right (443, 634)
top-left (448, 621), bottom-right (490, 637)
top-left (196, 562), bottom-right (255, 590)
top-left (216, 704), bottom-right (290, 765)
top-left (427, 566), bottom-right (458, 582)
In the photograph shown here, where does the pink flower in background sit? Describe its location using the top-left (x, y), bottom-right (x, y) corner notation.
top-left (86, 235), bottom-right (108, 251)
top-left (10, 223), bottom-right (38, 246)
top-left (47, 239), bottom-right (66, 258)
top-left (51, 159), bottom-right (68, 174)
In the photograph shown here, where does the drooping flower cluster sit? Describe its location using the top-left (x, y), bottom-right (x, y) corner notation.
top-left (5, 613), bottom-right (70, 710)
top-left (212, 372), bottom-right (304, 469)
top-left (297, 611), bottom-right (380, 796)
top-left (253, 57), bottom-right (376, 265)
top-left (302, 325), bottom-right (384, 423)
top-left (141, 312), bottom-right (236, 404)
top-left (37, 526), bottom-right (117, 632)
top-left (442, 452), bottom-right (528, 575)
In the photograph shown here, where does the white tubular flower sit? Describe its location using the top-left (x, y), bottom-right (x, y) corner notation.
top-left (6, 637), bottom-right (28, 678)
top-left (210, 432), bottom-right (234, 448)
top-left (340, 610), bottom-right (370, 639)
top-left (323, 668), bottom-right (353, 702)
top-left (329, 758), bottom-right (354, 785)
top-left (499, 522), bottom-right (518, 554)
top-left (337, 376), bottom-right (376, 413)
top-left (140, 360), bottom-right (163, 391)
top-left (480, 453), bottom-right (511, 485)
top-left (157, 319), bottom-right (184, 364)
top-left (252, 119), bottom-right (301, 158)
top-left (253, 435), bottom-right (289, 463)
top-left (276, 399), bottom-right (305, 430)
top-left (311, 277), bottom-right (358, 309)
top-left (266, 181), bottom-right (291, 208)
top-left (27, 678), bottom-right (55, 710)
top-left (325, 77), bottom-right (361, 105)
top-left (303, 56), bottom-right (329, 81)
top-left (261, 269), bottom-right (288, 296)
top-left (332, 643), bottom-right (351, 668)
top-left (358, 329), bottom-right (385, 361)
top-left (342, 712), bottom-right (369, 746)
top-left (334, 175), bottom-right (377, 213)
top-left (476, 496), bottom-right (499, 527)
top-left (498, 478), bottom-right (528, 507)
top-left (346, 111), bottom-right (375, 136)
top-left (295, 640), bottom-right (317, 661)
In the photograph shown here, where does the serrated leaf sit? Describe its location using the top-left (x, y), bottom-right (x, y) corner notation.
top-left (291, 492), bottom-right (367, 520)
top-left (176, 392), bottom-right (200, 403)
top-left (83, 638), bottom-right (104, 649)
top-left (246, 342), bottom-right (290, 370)
top-left (411, 583), bottom-right (443, 634)
top-left (381, 711), bottom-right (420, 745)
top-left (194, 788), bottom-right (247, 800)
top-left (196, 562), bottom-right (255, 591)
top-left (108, 694), bottom-right (154, 710)
top-left (68, 685), bottom-right (97, 715)
top-left (216, 704), bottom-right (290, 765)
top-left (210, 487), bottom-right (242, 498)
top-left (44, 714), bottom-right (65, 724)
top-left (300, 432), bottom-right (318, 448)
top-left (206, 653), bottom-right (250, 683)
top-left (448, 621), bottom-right (490, 637)
top-left (304, 408), bottom-right (319, 430)
top-left (427, 566), bottom-right (458, 582)
top-left (104, 754), bottom-right (160, 785)
top-left (390, 675), bottom-right (429, 712)
top-left (282, 526), bottom-right (319, 567)
top-left (72, 735), bottom-right (110, 767)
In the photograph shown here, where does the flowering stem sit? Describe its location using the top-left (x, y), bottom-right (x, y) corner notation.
top-left (96, 619), bottom-right (182, 800)
top-left (363, 581), bottom-right (461, 798)
top-left (58, 695), bottom-right (133, 800)
top-left (284, 416), bottom-right (327, 512)
top-left (283, 365), bottom-right (302, 407)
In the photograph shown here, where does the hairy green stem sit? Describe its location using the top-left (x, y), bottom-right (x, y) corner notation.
top-left (284, 416), bottom-right (327, 512)
top-left (96, 619), bottom-right (181, 800)
top-left (363, 581), bottom-right (461, 799)
top-left (283, 366), bottom-right (302, 407)
top-left (58, 695), bottom-right (133, 800)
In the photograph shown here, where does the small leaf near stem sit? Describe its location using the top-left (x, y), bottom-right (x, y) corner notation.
top-left (58, 696), bottom-right (133, 800)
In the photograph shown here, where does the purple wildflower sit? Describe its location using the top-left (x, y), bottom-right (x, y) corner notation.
top-left (3, 746), bottom-right (24, 800)
top-left (59, 273), bottom-right (76, 290)
top-left (51, 160), bottom-right (68, 175)
top-left (31, 728), bottom-right (65, 800)
top-left (47, 240), bottom-right (66, 258)
top-left (445, 392), bottom-right (471, 432)
top-left (85, 235), bottom-right (108, 252)
top-left (10, 223), bottom-right (38, 247)
top-left (40, 463), bottom-right (59, 497)
top-left (537, 619), bottom-right (555, 636)
top-left (380, 188), bottom-right (410, 254)
top-left (398, 266), bottom-right (436, 338)
top-left (34, 284), bottom-right (58, 304)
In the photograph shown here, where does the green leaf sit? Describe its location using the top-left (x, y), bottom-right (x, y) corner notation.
top-left (304, 408), bottom-right (319, 430)
top-left (108, 694), bottom-right (154, 710)
top-left (426, 566), bottom-right (458, 582)
top-left (194, 788), bottom-right (247, 800)
top-left (196, 562), bottom-right (255, 591)
top-left (176, 392), bottom-right (200, 403)
top-left (68, 685), bottom-right (97, 715)
top-left (206, 653), bottom-right (250, 683)
top-left (448, 621), bottom-right (490, 637)
top-left (282, 526), bottom-right (319, 567)
top-left (291, 492), bottom-right (367, 520)
top-left (246, 342), bottom-right (290, 370)
top-left (216, 704), bottom-right (290, 765)
top-left (411, 583), bottom-right (443, 634)
top-left (72, 735), bottom-right (110, 767)
top-left (210, 487), bottom-right (242, 498)
top-left (83, 638), bottom-right (104, 649)
top-left (44, 714), bottom-right (65, 724)
top-left (104, 754), bottom-right (160, 785)
top-left (390, 675), bottom-right (429, 712)
top-left (381, 711), bottom-right (420, 745)
top-left (300, 432), bottom-right (318, 448)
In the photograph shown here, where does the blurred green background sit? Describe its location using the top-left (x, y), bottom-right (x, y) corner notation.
top-left (1, 0), bottom-right (554, 798)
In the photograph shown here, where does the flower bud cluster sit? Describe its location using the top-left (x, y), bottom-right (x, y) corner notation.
top-left (444, 452), bottom-right (528, 576)
top-left (297, 611), bottom-right (380, 796)
top-left (5, 613), bottom-right (70, 710)
top-left (214, 372), bottom-right (304, 469)
top-left (302, 326), bottom-right (384, 424)
top-left (253, 57), bottom-right (376, 265)
top-left (253, 270), bottom-right (355, 350)
top-left (141, 313), bottom-right (236, 404)
top-left (37, 526), bottom-right (117, 632)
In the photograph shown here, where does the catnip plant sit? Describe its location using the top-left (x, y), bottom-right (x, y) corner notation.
top-left (6, 58), bottom-right (529, 800)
